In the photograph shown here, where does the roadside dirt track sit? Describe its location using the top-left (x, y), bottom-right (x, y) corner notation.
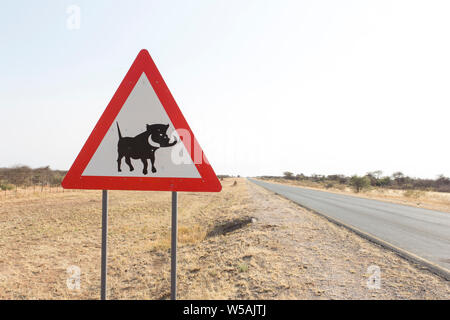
top-left (178, 180), bottom-right (449, 299)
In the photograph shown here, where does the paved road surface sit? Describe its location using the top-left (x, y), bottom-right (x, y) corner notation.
top-left (249, 178), bottom-right (450, 272)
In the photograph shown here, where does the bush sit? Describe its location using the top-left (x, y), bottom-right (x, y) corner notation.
top-left (283, 171), bottom-right (294, 180)
top-left (403, 189), bottom-right (424, 199)
top-left (0, 182), bottom-right (14, 191)
top-left (350, 175), bottom-right (371, 193)
top-left (378, 176), bottom-right (391, 187)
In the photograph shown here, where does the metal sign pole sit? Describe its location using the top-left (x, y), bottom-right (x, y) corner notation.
top-left (101, 190), bottom-right (108, 300)
top-left (171, 191), bottom-right (178, 300)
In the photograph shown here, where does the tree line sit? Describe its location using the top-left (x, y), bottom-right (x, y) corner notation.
top-left (259, 171), bottom-right (450, 193)
top-left (0, 166), bottom-right (67, 190)
top-left (0, 167), bottom-right (240, 190)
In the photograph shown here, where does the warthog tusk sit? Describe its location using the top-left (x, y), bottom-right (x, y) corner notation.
top-left (167, 137), bottom-right (178, 146)
top-left (148, 135), bottom-right (161, 148)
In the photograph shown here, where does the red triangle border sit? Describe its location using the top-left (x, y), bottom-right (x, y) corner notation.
top-left (62, 49), bottom-right (222, 192)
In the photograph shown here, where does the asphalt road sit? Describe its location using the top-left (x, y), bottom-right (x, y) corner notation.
top-left (249, 178), bottom-right (450, 272)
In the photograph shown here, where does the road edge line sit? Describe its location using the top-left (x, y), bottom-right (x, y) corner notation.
top-left (250, 179), bottom-right (450, 281)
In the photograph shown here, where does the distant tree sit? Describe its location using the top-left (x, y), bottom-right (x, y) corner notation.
top-left (392, 171), bottom-right (404, 180)
top-left (350, 175), bottom-right (371, 193)
top-left (365, 170), bottom-right (382, 186)
top-left (392, 171), bottom-right (407, 187)
top-left (333, 174), bottom-right (348, 184)
top-left (311, 174), bottom-right (325, 182)
top-left (378, 176), bottom-right (391, 187)
top-left (435, 174), bottom-right (450, 192)
top-left (365, 173), bottom-right (376, 186)
top-left (368, 170), bottom-right (383, 179)
top-left (327, 175), bottom-right (340, 181)
top-left (50, 174), bottom-right (63, 186)
top-left (283, 171), bottom-right (294, 180)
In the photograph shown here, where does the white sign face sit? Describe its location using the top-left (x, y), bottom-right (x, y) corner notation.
top-left (82, 73), bottom-right (201, 178)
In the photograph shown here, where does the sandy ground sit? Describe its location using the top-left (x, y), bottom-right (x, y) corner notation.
top-left (0, 178), bottom-right (448, 299)
top-left (262, 178), bottom-right (450, 213)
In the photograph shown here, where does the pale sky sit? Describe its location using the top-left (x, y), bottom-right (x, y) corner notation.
top-left (0, 0), bottom-right (449, 178)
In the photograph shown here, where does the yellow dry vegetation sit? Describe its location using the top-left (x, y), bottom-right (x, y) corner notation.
top-left (0, 179), bottom-right (250, 299)
top-left (0, 178), bottom-right (448, 299)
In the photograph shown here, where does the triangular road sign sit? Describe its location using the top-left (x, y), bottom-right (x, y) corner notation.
top-left (62, 49), bottom-right (221, 192)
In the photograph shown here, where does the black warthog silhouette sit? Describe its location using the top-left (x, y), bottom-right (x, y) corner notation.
top-left (116, 122), bottom-right (177, 174)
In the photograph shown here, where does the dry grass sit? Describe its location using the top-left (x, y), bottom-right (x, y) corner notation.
top-left (0, 178), bottom-right (448, 299)
top-left (0, 178), bottom-right (251, 299)
top-left (0, 185), bottom-right (67, 200)
top-left (264, 178), bottom-right (450, 213)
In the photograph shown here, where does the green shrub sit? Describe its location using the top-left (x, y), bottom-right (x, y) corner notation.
top-left (325, 183), bottom-right (334, 189)
top-left (283, 171), bottom-right (294, 179)
top-left (0, 182), bottom-right (14, 191)
top-left (350, 175), bottom-right (371, 193)
top-left (378, 176), bottom-right (391, 187)
top-left (238, 263), bottom-right (248, 273)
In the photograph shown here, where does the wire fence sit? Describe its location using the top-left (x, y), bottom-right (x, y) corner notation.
top-left (0, 184), bottom-right (80, 200)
